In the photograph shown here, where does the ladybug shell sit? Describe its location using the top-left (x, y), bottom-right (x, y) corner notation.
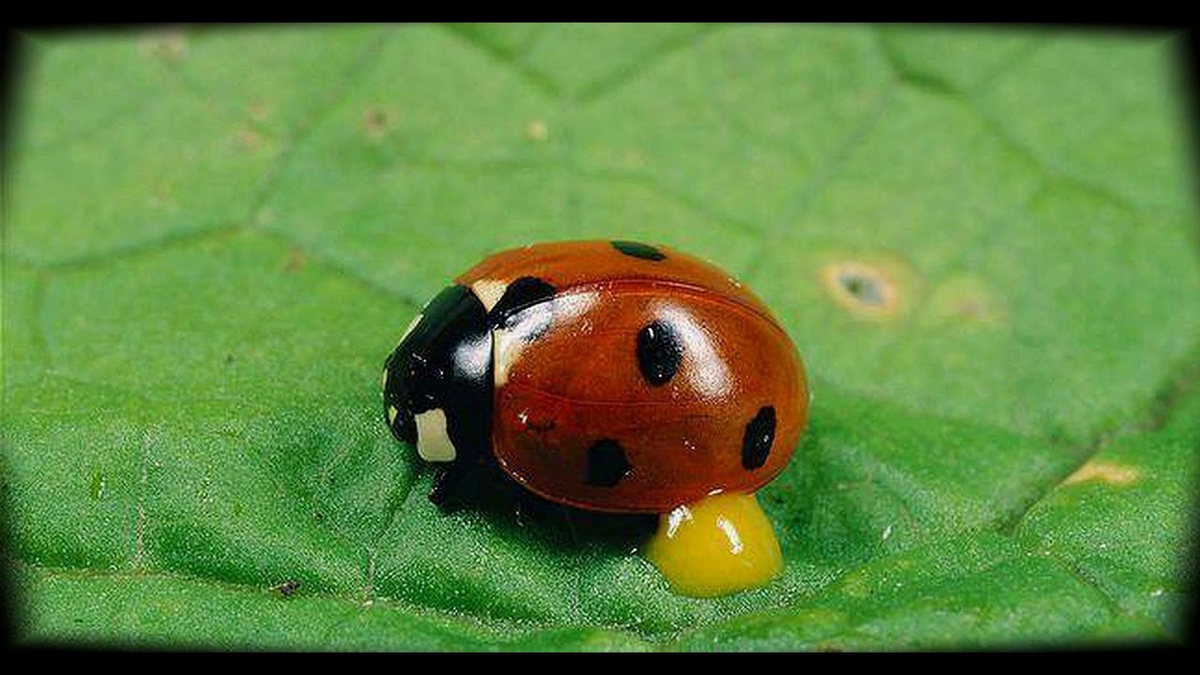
top-left (457, 241), bottom-right (808, 514)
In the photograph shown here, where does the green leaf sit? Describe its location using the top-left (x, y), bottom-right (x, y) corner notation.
top-left (4, 23), bottom-right (1197, 650)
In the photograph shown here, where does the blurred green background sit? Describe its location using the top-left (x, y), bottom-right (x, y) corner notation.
top-left (2, 23), bottom-right (1198, 650)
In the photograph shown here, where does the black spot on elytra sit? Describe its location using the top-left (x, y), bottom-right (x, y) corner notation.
top-left (586, 439), bottom-right (632, 487)
top-left (637, 320), bottom-right (682, 386)
top-left (742, 406), bottom-right (776, 470)
top-left (488, 276), bottom-right (557, 330)
top-left (611, 240), bottom-right (666, 261)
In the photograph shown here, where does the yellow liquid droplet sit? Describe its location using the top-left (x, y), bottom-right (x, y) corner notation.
top-left (643, 492), bottom-right (783, 598)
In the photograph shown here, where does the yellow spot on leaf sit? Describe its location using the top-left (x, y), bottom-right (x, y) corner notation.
top-left (525, 119), bottom-right (549, 142)
top-left (839, 570), bottom-right (870, 598)
top-left (1062, 460), bottom-right (1140, 487)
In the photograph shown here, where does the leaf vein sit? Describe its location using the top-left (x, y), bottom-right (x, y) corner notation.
top-left (572, 24), bottom-right (725, 105)
top-left (132, 430), bottom-right (152, 572)
top-left (576, 166), bottom-right (767, 238)
top-left (242, 26), bottom-right (398, 228)
top-left (967, 34), bottom-right (1053, 96)
top-left (1002, 341), bottom-right (1200, 535)
top-left (741, 81), bottom-right (898, 285)
top-left (960, 98), bottom-right (1142, 212)
top-left (250, 227), bottom-right (424, 310)
top-left (28, 272), bottom-right (52, 372)
top-left (1026, 546), bottom-right (1177, 640)
top-left (437, 24), bottom-right (561, 99)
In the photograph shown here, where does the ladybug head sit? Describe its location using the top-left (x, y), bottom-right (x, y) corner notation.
top-left (381, 284), bottom-right (493, 467)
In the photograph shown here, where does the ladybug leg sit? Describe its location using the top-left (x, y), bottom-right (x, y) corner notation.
top-left (497, 472), bottom-right (568, 532)
top-left (558, 506), bottom-right (581, 546)
top-left (513, 498), bottom-right (526, 528)
top-left (504, 469), bottom-right (542, 528)
top-left (427, 460), bottom-right (474, 511)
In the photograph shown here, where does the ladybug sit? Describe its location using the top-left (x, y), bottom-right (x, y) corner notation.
top-left (381, 240), bottom-right (809, 596)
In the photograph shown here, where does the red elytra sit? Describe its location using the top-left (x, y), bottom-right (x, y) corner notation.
top-left (454, 240), bottom-right (809, 514)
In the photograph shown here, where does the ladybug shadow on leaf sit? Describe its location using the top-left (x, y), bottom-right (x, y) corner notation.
top-left (427, 457), bottom-right (659, 556)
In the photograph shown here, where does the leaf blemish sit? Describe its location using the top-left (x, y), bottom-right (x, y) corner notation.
top-left (822, 262), bottom-right (899, 318)
top-left (271, 580), bottom-right (302, 598)
top-left (525, 119), bottom-right (550, 142)
top-left (839, 570), bottom-right (870, 598)
top-left (1061, 460), bottom-right (1140, 487)
top-left (88, 468), bottom-right (107, 501)
top-left (955, 298), bottom-right (987, 320)
top-left (141, 29), bottom-right (188, 64)
top-left (282, 249), bottom-right (308, 273)
top-left (247, 101), bottom-right (270, 122)
top-left (362, 106), bottom-right (393, 139)
top-left (236, 128), bottom-right (263, 153)
top-left (929, 276), bottom-right (1006, 328)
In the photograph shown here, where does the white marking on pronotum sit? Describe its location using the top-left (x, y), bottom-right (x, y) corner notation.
top-left (398, 313), bottom-right (423, 344)
top-left (381, 368), bottom-right (389, 389)
top-left (414, 408), bottom-right (456, 462)
top-left (471, 279), bottom-right (508, 313)
top-left (492, 327), bottom-right (526, 388)
top-left (387, 406), bottom-right (399, 425)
